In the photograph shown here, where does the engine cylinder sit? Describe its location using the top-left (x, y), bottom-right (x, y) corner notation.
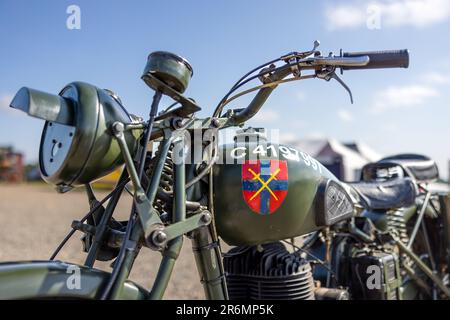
top-left (223, 242), bottom-right (316, 300)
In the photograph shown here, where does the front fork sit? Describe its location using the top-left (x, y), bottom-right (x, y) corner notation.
top-left (101, 114), bottom-right (228, 299)
top-left (187, 163), bottom-right (228, 299)
top-left (147, 140), bottom-right (229, 300)
top-left (190, 226), bottom-right (228, 299)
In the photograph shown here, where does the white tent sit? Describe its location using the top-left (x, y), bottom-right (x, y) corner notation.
top-left (288, 138), bottom-right (378, 182)
top-left (343, 142), bottom-right (382, 162)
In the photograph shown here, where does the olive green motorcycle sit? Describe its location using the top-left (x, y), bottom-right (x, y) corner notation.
top-left (1, 41), bottom-right (417, 300)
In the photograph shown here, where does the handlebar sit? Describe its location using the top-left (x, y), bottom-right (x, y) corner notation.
top-left (230, 64), bottom-right (293, 125)
top-left (227, 47), bottom-right (409, 126)
top-left (341, 49), bottom-right (409, 70)
top-left (310, 55), bottom-right (370, 67)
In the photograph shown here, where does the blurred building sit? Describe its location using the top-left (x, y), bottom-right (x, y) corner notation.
top-left (0, 146), bottom-right (24, 183)
top-left (287, 139), bottom-right (381, 182)
top-left (448, 160), bottom-right (450, 182)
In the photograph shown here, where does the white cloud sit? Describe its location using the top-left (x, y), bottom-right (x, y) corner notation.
top-left (380, 123), bottom-right (397, 132)
top-left (325, 0), bottom-right (450, 30)
top-left (279, 132), bottom-right (298, 144)
top-left (383, 0), bottom-right (450, 27)
top-left (252, 109), bottom-right (280, 123)
top-left (305, 131), bottom-right (326, 139)
top-left (0, 94), bottom-right (14, 114)
top-left (325, 5), bottom-right (366, 30)
top-left (423, 72), bottom-right (450, 85)
top-left (337, 109), bottom-right (354, 122)
top-left (370, 84), bottom-right (439, 113)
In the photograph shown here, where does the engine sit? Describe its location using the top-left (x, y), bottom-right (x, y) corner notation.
top-left (349, 248), bottom-right (402, 300)
top-left (223, 242), bottom-right (349, 300)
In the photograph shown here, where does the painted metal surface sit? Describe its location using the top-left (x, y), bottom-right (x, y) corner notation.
top-left (39, 82), bottom-right (142, 191)
top-left (142, 51), bottom-right (193, 94)
top-left (242, 159), bottom-right (289, 215)
top-left (0, 261), bottom-right (147, 300)
top-left (213, 142), bottom-right (341, 246)
top-left (362, 205), bottom-right (417, 231)
top-left (6, 46), bottom-right (438, 301)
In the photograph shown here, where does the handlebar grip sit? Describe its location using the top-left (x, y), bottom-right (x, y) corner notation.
top-left (342, 49), bottom-right (409, 70)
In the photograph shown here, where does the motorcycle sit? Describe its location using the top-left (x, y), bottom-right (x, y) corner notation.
top-left (0, 41), bottom-right (421, 300)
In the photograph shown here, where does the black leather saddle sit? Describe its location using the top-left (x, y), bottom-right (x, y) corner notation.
top-left (361, 154), bottom-right (439, 182)
top-left (348, 178), bottom-right (417, 210)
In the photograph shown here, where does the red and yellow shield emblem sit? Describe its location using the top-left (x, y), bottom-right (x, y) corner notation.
top-left (242, 159), bottom-right (288, 215)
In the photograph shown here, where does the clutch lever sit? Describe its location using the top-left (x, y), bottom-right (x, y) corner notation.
top-left (316, 68), bottom-right (354, 104)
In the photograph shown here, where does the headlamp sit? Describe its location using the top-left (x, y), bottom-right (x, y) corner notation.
top-left (10, 82), bottom-right (142, 192)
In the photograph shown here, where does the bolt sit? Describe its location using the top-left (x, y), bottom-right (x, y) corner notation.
top-left (172, 118), bottom-right (183, 129)
top-left (153, 230), bottom-right (167, 245)
top-left (197, 161), bottom-right (207, 173)
top-left (211, 118), bottom-right (220, 128)
top-left (136, 193), bottom-right (146, 203)
top-left (201, 212), bottom-right (212, 224)
top-left (112, 122), bottom-right (124, 134)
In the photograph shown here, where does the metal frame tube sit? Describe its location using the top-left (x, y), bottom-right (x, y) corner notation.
top-left (149, 137), bottom-right (186, 299)
top-left (84, 169), bottom-right (129, 266)
top-left (104, 134), bottom-right (173, 299)
top-left (230, 65), bottom-right (292, 125)
top-left (107, 214), bottom-right (141, 299)
top-left (408, 192), bottom-right (431, 249)
top-left (403, 263), bottom-right (432, 297)
top-left (395, 235), bottom-right (450, 298)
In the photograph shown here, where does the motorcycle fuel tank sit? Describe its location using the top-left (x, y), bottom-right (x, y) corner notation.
top-left (213, 139), bottom-right (355, 246)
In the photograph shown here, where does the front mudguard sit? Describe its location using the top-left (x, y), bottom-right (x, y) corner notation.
top-left (0, 260), bottom-right (148, 299)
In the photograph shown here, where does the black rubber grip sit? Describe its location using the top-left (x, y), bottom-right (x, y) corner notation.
top-left (342, 49), bottom-right (409, 70)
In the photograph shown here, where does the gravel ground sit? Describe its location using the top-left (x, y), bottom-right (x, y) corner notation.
top-left (0, 183), bottom-right (205, 299)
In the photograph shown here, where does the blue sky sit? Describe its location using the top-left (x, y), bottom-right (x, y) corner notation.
top-left (1, 0), bottom-right (450, 177)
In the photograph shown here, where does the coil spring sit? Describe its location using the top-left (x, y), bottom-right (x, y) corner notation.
top-left (386, 209), bottom-right (414, 267)
top-left (386, 209), bottom-right (409, 245)
top-left (149, 145), bottom-right (174, 215)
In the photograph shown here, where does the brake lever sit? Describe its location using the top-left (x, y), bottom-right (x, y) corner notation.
top-left (331, 72), bottom-right (354, 104)
top-left (317, 69), bottom-right (354, 104)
